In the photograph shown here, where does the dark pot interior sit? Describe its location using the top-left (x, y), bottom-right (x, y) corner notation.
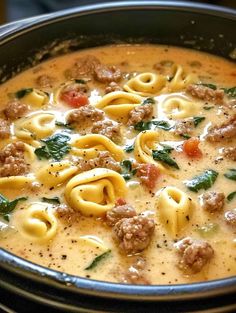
top-left (0, 1), bottom-right (235, 312)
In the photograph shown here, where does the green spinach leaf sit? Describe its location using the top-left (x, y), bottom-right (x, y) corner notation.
top-left (120, 160), bottom-right (137, 181)
top-left (141, 97), bottom-right (155, 105)
top-left (41, 197), bottom-right (60, 204)
top-left (193, 116), bottom-right (205, 127)
top-left (185, 169), bottom-right (218, 192)
top-left (15, 88), bottom-right (33, 99)
top-left (85, 250), bottom-right (111, 270)
top-left (134, 120), bottom-right (172, 131)
top-left (222, 86), bottom-right (236, 98)
top-left (198, 83), bottom-right (217, 90)
top-left (224, 169), bottom-right (236, 181)
top-left (152, 148), bottom-right (179, 169)
top-left (124, 143), bottom-right (135, 153)
top-left (55, 121), bottom-right (74, 130)
top-left (227, 191), bottom-right (236, 202)
top-left (35, 133), bottom-right (71, 161)
top-left (0, 194), bottom-right (27, 221)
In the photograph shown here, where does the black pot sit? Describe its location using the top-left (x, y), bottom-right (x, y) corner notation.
top-left (0, 2), bottom-right (235, 312)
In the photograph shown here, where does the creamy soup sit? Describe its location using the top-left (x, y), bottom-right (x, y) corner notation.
top-left (0, 44), bottom-right (235, 285)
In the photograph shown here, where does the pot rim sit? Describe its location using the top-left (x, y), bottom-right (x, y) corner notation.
top-left (0, 0), bottom-right (235, 301)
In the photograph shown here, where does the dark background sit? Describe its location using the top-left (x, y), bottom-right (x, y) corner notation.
top-left (0, 0), bottom-right (235, 312)
top-left (0, 0), bottom-right (236, 24)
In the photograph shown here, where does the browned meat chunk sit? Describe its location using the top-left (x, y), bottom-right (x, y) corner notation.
top-left (174, 237), bottom-right (214, 273)
top-left (0, 118), bottom-right (10, 139)
top-left (174, 119), bottom-right (194, 136)
top-left (67, 105), bottom-right (104, 125)
top-left (225, 210), bottom-right (236, 229)
top-left (4, 100), bottom-right (29, 120)
top-left (206, 115), bottom-right (236, 142)
top-left (201, 191), bottom-right (225, 213)
top-left (35, 74), bottom-right (55, 88)
top-left (56, 204), bottom-right (80, 224)
top-left (122, 257), bottom-right (150, 285)
top-left (62, 81), bottom-right (88, 94)
top-left (105, 81), bottom-right (122, 94)
top-left (222, 147), bottom-right (236, 161)
top-left (127, 103), bottom-right (153, 126)
top-left (106, 204), bottom-right (137, 227)
top-left (113, 215), bottom-right (155, 254)
top-left (76, 151), bottom-right (121, 173)
top-left (91, 120), bottom-right (121, 142)
top-left (0, 141), bottom-right (29, 177)
top-left (186, 84), bottom-right (224, 104)
top-left (94, 65), bottom-right (122, 83)
top-left (65, 55), bottom-right (101, 79)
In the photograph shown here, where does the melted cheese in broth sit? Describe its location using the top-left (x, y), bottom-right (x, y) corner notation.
top-left (0, 44), bottom-right (235, 285)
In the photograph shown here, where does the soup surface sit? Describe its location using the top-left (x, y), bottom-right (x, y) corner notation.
top-left (0, 44), bottom-right (235, 285)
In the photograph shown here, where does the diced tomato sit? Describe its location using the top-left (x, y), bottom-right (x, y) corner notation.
top-left (183, 137), bottom-right (202, 158)
top-left (115, 198), bottom-right (127, 206)
top-left (60, 90), bottom-right (88, 107)
top-left (136, 163), bottom-right (160, 190)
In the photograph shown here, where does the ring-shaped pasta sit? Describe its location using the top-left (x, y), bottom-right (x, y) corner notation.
top-left (65, 168), bottom-right (127, 217)
top-left (13, 202), bottom-right (57, 242)
top-left (14, 112), bottom-right (56, 140)
top-left (157, 186), bottom-right (192, 237)
top-left (123, 72), bottom-right (167, 96)
top-left (36, 160), bottom-right (78, 188)
top-left (134, 130), bottom-right (167, 172)
top-left (159, 95), bottom-right (197, 120)
top-left (167, 65), bottom-right (198, 92)
top-left (0, 176), bottom-right (34, 189)
top-left (19, 88), bottom-right (49, 107)
top-left (70, 134), bottom-right (124, 161)
top-left (95, 91), bottom-right (142, 122)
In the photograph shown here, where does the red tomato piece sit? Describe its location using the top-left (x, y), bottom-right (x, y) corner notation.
top-left (136, 163), bottom-right (160, 190)
top-left (115, 198), bottom-right (127, 206)
top-left (60, 90), bottom-right (88, 107)
top-left (183, 137), bottom-right (202, 158)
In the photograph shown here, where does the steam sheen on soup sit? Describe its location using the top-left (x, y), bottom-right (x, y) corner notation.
top-left (0, 44), bottom-right (235, 285)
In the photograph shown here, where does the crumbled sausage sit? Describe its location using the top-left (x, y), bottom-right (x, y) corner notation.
top-left (122, 256), bottom-right (150, 285)
top-left (127, 103), bottom-right (153, 126)
top-left (135, 163), bottom-right (159, 190)
top-left (206, 115), bottom-right (236, 142)
top-left (224, 210), bottom-right (236, 229)
top-left (0, 118), bottom-right (10, 139)
top-left (174, 119), bottom-right (194, 136)
top-left (222, 147), bottom-right (236, 161)
top-left (56, 204), bottom-right (80, 224)
top-left (35, 74), bottom-right (55, 88)
top-left (106, 204), bottom-right (137, 227)
top-left (186, 84), bottom-right (224, 104)
top-left (105, 81), bottom-right (122, 94)
top-left (65, 55), bottom-right (101, 79)
top-left (77, 151), bottom-right (121, 173)
top-left (4, 100), bottom-right (29, 120)
top-left (0, 141), bottom-right (29, 177)
top-left (67, 105), bottom-right (104, 125)
top-left (94, 65), bottom-right (122, 83)
top-left (174, 237), bottom-right (214, 273)
top-left (113, 215), bottom-right (155, 254)
top-left (201, 191), bottom-right (225, 213)
top-left (91, 120), bottom-right (121, 142)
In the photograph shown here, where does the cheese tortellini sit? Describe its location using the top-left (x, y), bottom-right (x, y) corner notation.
top-left (65, 168), bottom-right (127, 216)
top-left (159, 95), bottom-right (197, 120)
top-left (167, 65), bottom-right (198, 92)
top-left (19, 89), bottom-right (49, 107)
top-left (14, 202), bottom-right (57, 242)
top-left (0, 176), bottom-right (35, 189)
top-left (70, 134), bottom-right (124, 161)
top-left (157, 186), bottom-right (192, 236)
top-left (134, 130), bottom-right (167, 172)
top-left (124, 72), bottom-right (167, 96)
top-left (95, 91), bottom-right (142, 122)
top-left (14, 112), bottom-right (56, 140)
top-left (36, 161), bottom-right (78, 188)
